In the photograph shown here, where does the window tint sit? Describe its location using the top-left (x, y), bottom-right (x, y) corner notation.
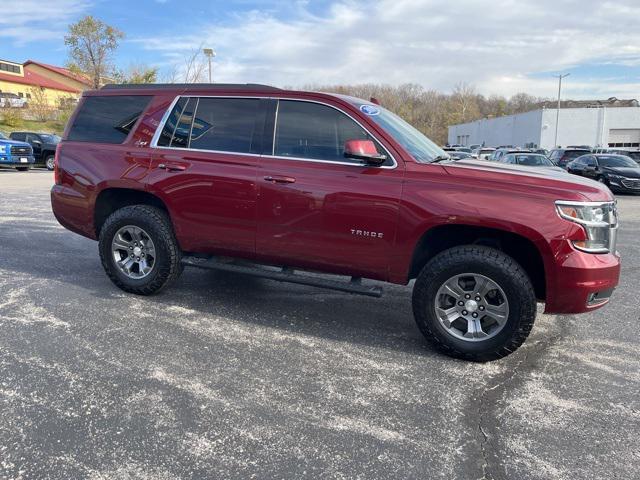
top-left (274, 100), bottom-right (388, 165)
top-left (68, 95), bottom-right (151, 144)
top-left (189, 98), bottom-right (260, 153)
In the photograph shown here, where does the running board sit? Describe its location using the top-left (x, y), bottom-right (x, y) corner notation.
top-left (181, 256), bottom-right (383, 298)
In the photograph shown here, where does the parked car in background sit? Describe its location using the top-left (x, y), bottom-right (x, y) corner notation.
top-left (549, 148), bottom-right (591, 169)
top-left (468, 144), bottom-right (482, 151)
top-left (531, 148), bottom-right (549, 157)
top-left (0, 131), bottom-right (35, 171)
top-left (499, 153), bottom-right (565, 172)
top-left (448, 151), bottom-right (473, 161)
top-left (51, 83), bottom-right (621, 361)
top-left (472, 147), bottom-right (496, 160)
top-left (0, 92), bottom-right (28, 108)
top-left (488, 148), bottom-right (530, 162)
top-left (9, 132), bottom-right (61, 170)
top-left (567, 154), bottom-right (640, 193)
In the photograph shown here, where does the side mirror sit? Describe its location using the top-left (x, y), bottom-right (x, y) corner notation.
top-left (344, 139), bottom-right (387, 166)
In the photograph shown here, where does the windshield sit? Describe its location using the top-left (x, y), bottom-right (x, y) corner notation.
top-left (0, 131), bottom-right (7, 139)
top-left (514, 154), bottom-right (553, 166)
top-left (598, 155), bottom-right (638, 168)
top-left (345, 99), bottom-right (446, 163)
top-left (40, 134), bottom-right (61, 143)
top-left (564, 150), bottom-right (589, 159)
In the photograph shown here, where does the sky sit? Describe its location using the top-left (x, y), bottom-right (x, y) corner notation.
top-left (1, 0), bottom-right (639, 99)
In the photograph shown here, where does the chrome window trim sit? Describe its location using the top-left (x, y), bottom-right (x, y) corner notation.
top-left (150, 95), bottom-right (181, 147)
top-left (150, 95), bottom-right (398, 170)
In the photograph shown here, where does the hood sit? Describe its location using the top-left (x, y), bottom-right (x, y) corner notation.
top-left (442, 159), bottom-right (614, 202)
top-left (603, 166), bottom-right (640, 178)
top-left (0, 138), bottom-right (32, 148)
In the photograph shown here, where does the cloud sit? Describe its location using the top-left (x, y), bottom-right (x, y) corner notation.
top-left (136, 0), bottom-right (640, 98)
top-left (0, 0), bottom-right (90, 46)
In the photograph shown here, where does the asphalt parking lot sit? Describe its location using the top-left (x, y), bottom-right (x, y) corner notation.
top-left (0, 170), bottom-right (638, 480)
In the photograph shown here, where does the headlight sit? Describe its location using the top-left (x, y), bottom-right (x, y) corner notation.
top-left (556, 201), bottom-right (618, 253)
top-left (0, 145), bottom-right (5, 154)
top-left (607, 174), bottom-right (624, 181)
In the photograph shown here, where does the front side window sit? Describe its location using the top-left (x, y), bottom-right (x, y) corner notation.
top-left (273, 100), bottom-right (391, 166)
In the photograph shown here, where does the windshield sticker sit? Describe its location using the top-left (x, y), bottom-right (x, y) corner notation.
top-left (360, 104), bottom-right (380, 116)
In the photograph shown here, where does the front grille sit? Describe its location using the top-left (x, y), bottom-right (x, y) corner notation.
top-left (621, 178), bottom-right (640, 189)
top-left (10, 145), bottom-right (32, 155)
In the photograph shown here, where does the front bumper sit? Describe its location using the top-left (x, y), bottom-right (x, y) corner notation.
top-left (608, 177), bottom-right (640, 193)
top-left (544, 242), bottom-right (621, 314)
top-left (0, 155), bottom-right (35, 166)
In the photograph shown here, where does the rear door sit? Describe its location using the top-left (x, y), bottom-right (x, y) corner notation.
top-left (255, 99), bottom-right (404, 281)
top-left (147, 96), bottom-right (267, 257)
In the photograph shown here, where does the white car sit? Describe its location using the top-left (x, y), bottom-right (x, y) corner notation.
top-left (0, 93), bottom-right (28, 108)
top-left (472, 147), bottom-right (496, 160)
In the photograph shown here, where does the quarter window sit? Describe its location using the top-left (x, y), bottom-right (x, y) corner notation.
top-left (273, 100), bottom-right (389, 165)
top-left (68, 95), bottom-right (151, 144)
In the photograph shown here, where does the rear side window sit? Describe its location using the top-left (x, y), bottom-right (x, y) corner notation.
top-left (156, 97), bottom-right (261, 154)
top-left (68, 95), bottom-right (151, 144)
top-left (273, 100), bottom-right (389, 165)
top-left (190, 98), bottom-right (260, 153)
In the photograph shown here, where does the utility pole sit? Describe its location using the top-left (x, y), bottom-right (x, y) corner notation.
top-left (203, 48), bottom-right (216, 83)
top-left (553, 73), bottom-right (570, 148)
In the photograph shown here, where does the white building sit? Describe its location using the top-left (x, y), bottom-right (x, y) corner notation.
top-left (448, 99), bottom-right (640, 149)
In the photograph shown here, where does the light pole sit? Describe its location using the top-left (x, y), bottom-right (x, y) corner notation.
top-left (553, 73), bottom-right (570, 148)
top-left (203, 48), bottom-right (216, 83)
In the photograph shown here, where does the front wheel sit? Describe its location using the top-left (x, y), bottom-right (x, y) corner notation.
top-left (98, 205), bottom-right (183, 295)
top-left (412, 246), bottom-right (537, 361)
top-left (45, 155), bottom-right (55, 171)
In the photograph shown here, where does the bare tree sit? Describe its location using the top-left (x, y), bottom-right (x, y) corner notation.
top-left (162, 47), bottom-right (208, 83)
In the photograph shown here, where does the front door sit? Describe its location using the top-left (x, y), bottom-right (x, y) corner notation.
top-left (256, 100), bottom-right (404, 281)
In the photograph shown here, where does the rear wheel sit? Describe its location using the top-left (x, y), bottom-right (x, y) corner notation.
top-left (45, 155), bottom-right (55, 171)
top-left (412, 246), bottom-right (537, 361)
top-left (98, 205), bottom-right (183, 295)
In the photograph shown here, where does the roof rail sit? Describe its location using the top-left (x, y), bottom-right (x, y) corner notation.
top-left (101, 83), bottom-right (281, 91)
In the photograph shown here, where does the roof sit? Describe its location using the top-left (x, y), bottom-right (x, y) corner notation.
top-left (24, 60), bottom-right (92, 87)
top-left (0, 69), bottom-right (80, 93)
top-left (101, 83), bottom-right (281, 91)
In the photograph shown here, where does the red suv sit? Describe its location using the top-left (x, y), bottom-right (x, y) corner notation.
top-left (51, 84), bottom-right (621, 361)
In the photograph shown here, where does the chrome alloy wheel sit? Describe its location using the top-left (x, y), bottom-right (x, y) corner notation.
top-left (111, 225), bottom-right (156, 279)
top-left (434, 273), bottom-right (509, 342)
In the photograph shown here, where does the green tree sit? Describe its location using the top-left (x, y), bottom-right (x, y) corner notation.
top-left (64, 16), bottom-right (124, 89)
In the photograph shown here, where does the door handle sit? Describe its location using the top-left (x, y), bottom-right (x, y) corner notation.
top-left (158, 163), bottom-right (187, 172)
top-left (264, 175), bottom-right (296, 184)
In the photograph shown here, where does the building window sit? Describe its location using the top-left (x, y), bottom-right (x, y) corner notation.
top-left (18, 93), bottom-right (23, 98)
top-left (0, 62), bottom-right (21, 74)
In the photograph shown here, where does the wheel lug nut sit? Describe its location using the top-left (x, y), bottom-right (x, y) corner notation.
top-left (475, 296), bottom-right (481, 301)
top-left (136, 257), bottom-right (140, 261)
top-left (458, 301), bottom-right (464, 306)
top-left (465, 294), bottom-right (471, 299)
top-left (462, 310), bottom-right (468, 315)
top-left (479, 305), bottom-right (485, 311)
top-left (141, 253), bottom-right (145, 257)
top-left (129, 246), bottom-right (133, 250)
top-left (472, 312), bottom-right (478, 318)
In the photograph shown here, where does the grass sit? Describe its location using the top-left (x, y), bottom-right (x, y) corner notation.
top-left (0, 118), bottom-right (67, 136)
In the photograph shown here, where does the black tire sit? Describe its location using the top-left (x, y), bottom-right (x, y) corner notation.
top-left (45, 155), bottom-right (55, 171)
top-left (16, 167), bottom-right (29, 171)
top-left (98, 205), bottom-right (183, 295)
top-left (412, 245), bottom-right (536, 361)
